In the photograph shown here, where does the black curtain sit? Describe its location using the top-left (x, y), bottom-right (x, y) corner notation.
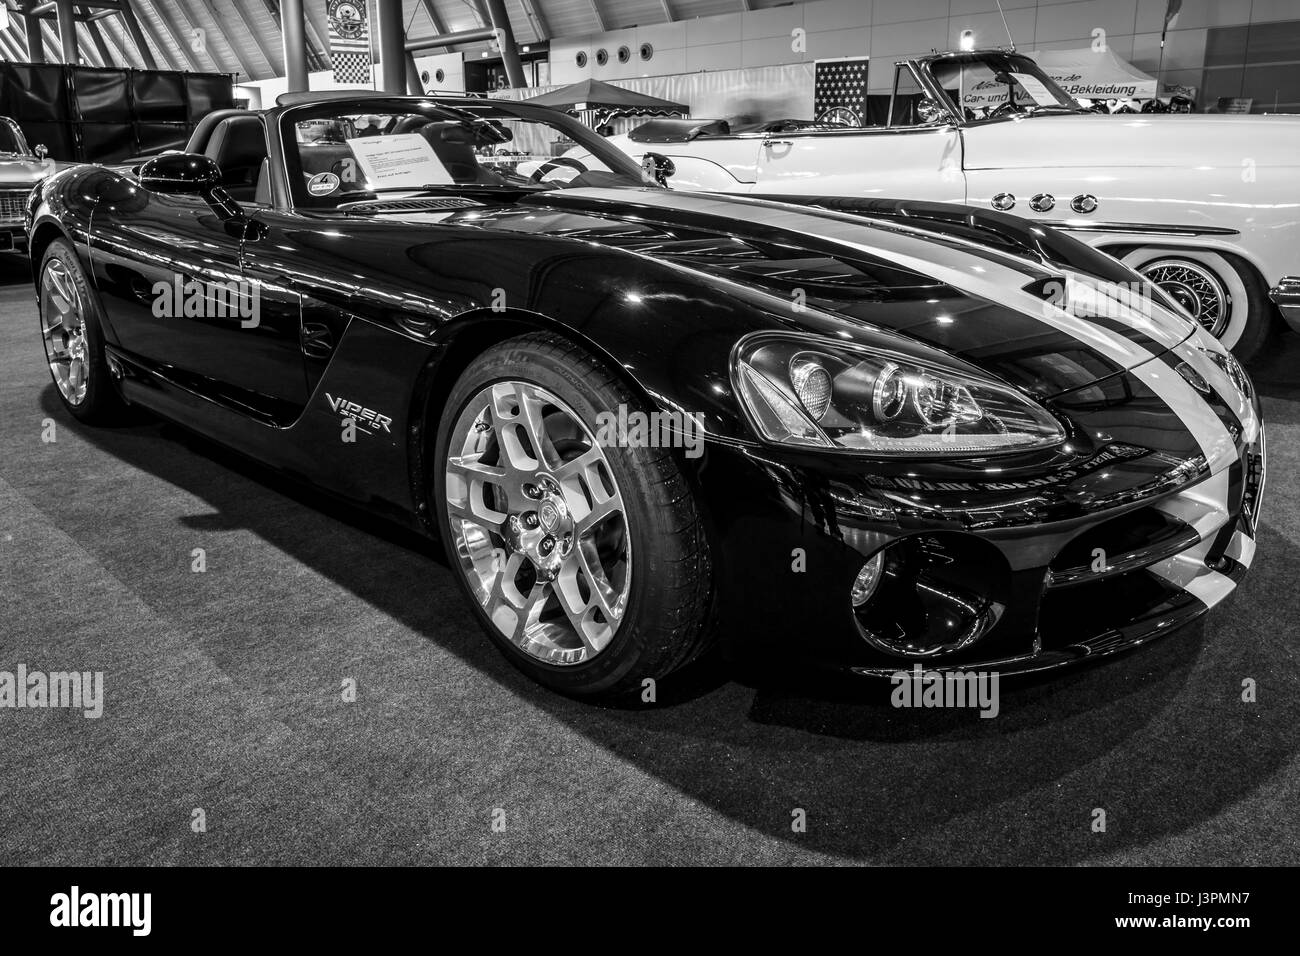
top-left (0, 64), bottom-right (235, 162)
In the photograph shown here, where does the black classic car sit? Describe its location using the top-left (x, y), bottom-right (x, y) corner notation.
top-left (26, 91), bottom-right (1264, 699)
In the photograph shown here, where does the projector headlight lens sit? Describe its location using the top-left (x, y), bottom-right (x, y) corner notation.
top-left (734, 334), bottom-right (1064, 455)
top-left (789, 354), bottom-right (833, 421)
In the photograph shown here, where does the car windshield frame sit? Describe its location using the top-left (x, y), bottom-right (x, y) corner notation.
top-left (919, 51), bottom-right (1086, 124)
top-left (276, 96), bottom-right (649, 209)
top-left (0, 117), bottom-right (31, 157)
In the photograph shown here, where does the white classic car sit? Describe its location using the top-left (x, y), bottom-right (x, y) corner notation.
top-left (0, 116), bottom-right (59, 255)
top-left (604, 50), bottom-right (1300, 362)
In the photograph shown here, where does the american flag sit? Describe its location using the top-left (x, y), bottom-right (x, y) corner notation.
top-left (328, 0), bottom-right (372, 85)
top-left (814, 57), bottom-right (869, 125)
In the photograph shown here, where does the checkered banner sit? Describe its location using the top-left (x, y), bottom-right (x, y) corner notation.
top-left (328, 0), bottom-right (372, 84)
top-left (814, 56), bottom-right (869, 125)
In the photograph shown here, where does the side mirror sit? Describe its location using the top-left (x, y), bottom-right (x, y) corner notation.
top-left (34, 144), bottom-right (48, 161)
top-left (139, 152), bottom-right (250, 227)
top-left (641, 151), bottom-right (675, 186)
top-left (916, 99), bottom-right (948, 125)
top-left (139, 152), bottom-right (221, 194)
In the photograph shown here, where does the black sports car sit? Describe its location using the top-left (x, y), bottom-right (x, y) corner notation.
top-left (26, 92), bottom-right (1264, 699)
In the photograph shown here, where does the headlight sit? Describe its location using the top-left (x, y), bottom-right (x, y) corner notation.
top-left (734, 335), bottom-right (1065, 455)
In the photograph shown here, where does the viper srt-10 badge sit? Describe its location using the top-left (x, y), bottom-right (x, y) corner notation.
top-left (325, 393), bottom-right (392, 434)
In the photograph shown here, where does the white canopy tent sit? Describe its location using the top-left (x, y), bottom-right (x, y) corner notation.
top-left (1029, 47), bottom-right (1159, 101)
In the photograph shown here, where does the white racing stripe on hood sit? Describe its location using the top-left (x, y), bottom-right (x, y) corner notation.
top-left (557, 189), bottom-right (1186, 367)
top-left (1172, 334), bottom-right (1259, 445)
top-left (1127, 356), bottom-right (1239, 472)
top-left (557, 190), bottom-right (1241, 469)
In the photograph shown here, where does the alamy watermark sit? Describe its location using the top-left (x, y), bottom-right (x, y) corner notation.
top-left (152, 276), bottom-right (260, 329)
top-left (594, 404), bottom-right (704, 459)
top-left (890, 664), bottom-right (1000, 719)
top-left (0, 664), bottom-right (103, 718)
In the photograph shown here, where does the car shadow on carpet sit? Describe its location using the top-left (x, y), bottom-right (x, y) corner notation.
top-left (36, 380), bottom-right (1300, 865)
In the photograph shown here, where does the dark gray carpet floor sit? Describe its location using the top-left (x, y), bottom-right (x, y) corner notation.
top-left (1, 253), bottom-right (1298, 866)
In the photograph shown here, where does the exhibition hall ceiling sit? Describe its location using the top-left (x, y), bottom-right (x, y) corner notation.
top-left (2, 0), bottom-right (758, 82)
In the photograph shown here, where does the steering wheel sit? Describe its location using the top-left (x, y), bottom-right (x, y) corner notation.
top-left (528, 156), bottom-right (589, 183)
top-left (988, 101), bottom-right (1020, 118)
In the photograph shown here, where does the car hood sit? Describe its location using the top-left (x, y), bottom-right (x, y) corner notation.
top-left (448, 187), bottom-right (1195, 398)
top-left (0, 157), bottom-right (60, 186)
top-left (962, 112), bottom-right (1300, 169)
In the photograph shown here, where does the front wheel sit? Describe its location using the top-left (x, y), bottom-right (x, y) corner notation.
top-left (433, 332), bottom-right (713, 700)
top-left (1122, 247), bottom-right (1274, 363)
top-left (38, 238), bottom-right (129, 424)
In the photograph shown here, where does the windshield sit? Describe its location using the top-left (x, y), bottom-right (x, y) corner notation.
top-left (928, 53), bottom-right (1083, 122)
top-left (281, 99), bottom-right (648, 208)
top-left (0, 123), bottom-right (27, 156)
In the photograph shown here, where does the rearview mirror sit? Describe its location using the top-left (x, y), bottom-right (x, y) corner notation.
top-left (139, 152), bottom-right (222, 195)
top-left (641, 151), bottom-right (675, 186)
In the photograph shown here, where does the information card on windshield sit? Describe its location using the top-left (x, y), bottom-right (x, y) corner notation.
top-left (344, 133), bottom-right (452, 189)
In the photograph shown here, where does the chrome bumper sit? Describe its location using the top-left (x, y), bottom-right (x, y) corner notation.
top-left (1269, 276), bottom-right (1300, 332)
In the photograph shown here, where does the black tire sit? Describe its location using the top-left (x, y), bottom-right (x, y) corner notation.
top-left (37, 238), bottom-right (129, 425)
top-left (433, 332), bottom-right (713, 700)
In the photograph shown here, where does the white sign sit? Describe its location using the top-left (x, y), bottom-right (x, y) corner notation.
top-left (344, 133), bottom-right (452, 189)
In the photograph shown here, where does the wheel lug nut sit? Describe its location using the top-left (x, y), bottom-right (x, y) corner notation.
top-left (523, 512), bottom-right (539, 528)
top-left (523, 483), bottom-right (540, 498)
top-left (540, 536), bottom-right (554, 555)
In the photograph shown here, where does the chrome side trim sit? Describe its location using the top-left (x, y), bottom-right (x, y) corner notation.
top-left (1054, 221), bottom-right (1241, 237)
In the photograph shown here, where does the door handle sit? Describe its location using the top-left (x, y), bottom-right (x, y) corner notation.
top-left (128, 276), bottom-right (155, 303)
top-left (763, 139), bottom-right (794, 148)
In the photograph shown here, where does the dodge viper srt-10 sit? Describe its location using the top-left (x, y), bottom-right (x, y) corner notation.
top-left (26, 92), bottom-right (1265, 699)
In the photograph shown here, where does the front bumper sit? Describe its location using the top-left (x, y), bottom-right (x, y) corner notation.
top-left (694, 349), bottom-right (1265, 678)
top-left (1269, 276), bottom-right (1300, 333)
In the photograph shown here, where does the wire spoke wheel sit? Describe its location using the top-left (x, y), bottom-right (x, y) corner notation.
top-left (39, 257), bottom-right (90, 406)
top-left (445, 380), bottom-right (630, 666)
top-left (1140, 258), bottom-right (1231, 338)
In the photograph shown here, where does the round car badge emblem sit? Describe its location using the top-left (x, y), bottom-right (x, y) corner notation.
top-left (538, 501), bottom-right (560, 532)
top-left (307, 172), bottom-right (340, 196)
top-left (1071, 193), bottom-right (1099, 214)
top-left (1176, 362), bottom-right (1212, 394)
top-left (991, 192), bottom-right (1015, 211)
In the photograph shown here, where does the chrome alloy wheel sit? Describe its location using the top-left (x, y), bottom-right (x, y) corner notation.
top-left (1140, 258), bottom-right (1231, 337)
top-left (39, 257), bottom-right (90, 406)
top-left (444, 380), bottom-right (631, 666)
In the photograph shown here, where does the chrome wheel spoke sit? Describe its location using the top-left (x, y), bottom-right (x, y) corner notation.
top-left (575, 493), bottom-right (621, 536)
top-left (489, 381), bottom-right (561, 475)
top-left (574, 542), bottom-right (624, 624)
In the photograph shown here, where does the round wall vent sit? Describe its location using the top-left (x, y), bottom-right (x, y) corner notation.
top-left (420, 70), bottom-right (430, 83)
top-left (575, 50), bottom-right (588, 68)
top-left (639, 43), bottom-right (654, 61)
top-left (617, 45), bottom-right (631, 63)
top-left (595, 48), bottom-right (609, 66)
top-left (434, 68), bottom-right (445, 83)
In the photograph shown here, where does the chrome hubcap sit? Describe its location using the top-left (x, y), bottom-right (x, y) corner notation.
top-left (1141, 258), bottom-right (1230, 337)
top-left (445, 381), bottom-right (630, 666)
top-left (39, 258), bottom-right (90, 405)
